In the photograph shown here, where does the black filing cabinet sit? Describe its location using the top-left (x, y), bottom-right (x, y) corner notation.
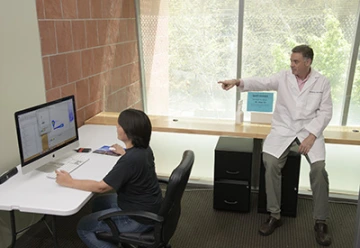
top-left (214, 136), bottom-right (253, 212)
top-left (257, 148), bottom-right (301, 217)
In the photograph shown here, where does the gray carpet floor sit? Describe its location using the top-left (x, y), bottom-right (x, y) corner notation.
top-left (15, 188), bottom-right (357, 248)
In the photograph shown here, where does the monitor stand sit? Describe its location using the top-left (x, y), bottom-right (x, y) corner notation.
top-left (37, 162), bottom-right (64, 173)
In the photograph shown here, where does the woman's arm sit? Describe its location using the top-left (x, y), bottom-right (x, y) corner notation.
top-left (55, 170), bottom-right (113, 193)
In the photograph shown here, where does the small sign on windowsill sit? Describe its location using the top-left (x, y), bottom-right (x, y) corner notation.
top-left (250, 112), bottom-right (273, 124)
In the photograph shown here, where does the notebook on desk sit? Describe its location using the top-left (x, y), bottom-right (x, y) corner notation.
top-left (93, 145), bottom-right (120, 156)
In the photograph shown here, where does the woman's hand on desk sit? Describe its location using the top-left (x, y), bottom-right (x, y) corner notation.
top-left (55, 170), bottom-right (73, 187)
top-left (55, 170), bottom-right (113, 193)
top-left (110, 144), bottom-right (126, 155)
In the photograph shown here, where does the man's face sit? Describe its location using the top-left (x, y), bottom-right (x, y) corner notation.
top-left (290, 52), bottom-right (311, 77)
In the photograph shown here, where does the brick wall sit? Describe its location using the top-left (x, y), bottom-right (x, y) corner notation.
top-left (36, 0), bottom-right (142, 127)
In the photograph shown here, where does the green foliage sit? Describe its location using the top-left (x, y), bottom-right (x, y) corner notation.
top-left (268, 9), bottom-right (355, 104)
top-left (167, 0), bottom-right (239, 117)
top-left (308, 9), bottom-right (351, 103)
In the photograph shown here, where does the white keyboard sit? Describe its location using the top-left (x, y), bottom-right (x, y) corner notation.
top-left (40, 153), bottom-right (90, 179)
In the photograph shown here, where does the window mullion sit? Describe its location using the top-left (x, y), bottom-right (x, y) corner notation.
top-left (236, 0), bottom-right (245, 106)
top-left (134, 0), bottom-right (147, 113)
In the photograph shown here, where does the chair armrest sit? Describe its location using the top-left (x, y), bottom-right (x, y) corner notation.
top-left (98, 210), bottom-right (164, 223)
top-left (96, 211), bottom-right (164, 244)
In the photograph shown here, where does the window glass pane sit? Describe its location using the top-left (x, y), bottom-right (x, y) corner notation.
top-left (348, 46), bottom-right (360, 126)
top-left (140, 0), bottom-right (360, 124)
top-left (140, 0), bottom-right (239, 119)
top-left (241, 0), bottom-right (359, 125)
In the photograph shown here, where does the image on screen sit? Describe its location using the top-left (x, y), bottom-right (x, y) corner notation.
top-left (14, 95), bottom-right (79, 173)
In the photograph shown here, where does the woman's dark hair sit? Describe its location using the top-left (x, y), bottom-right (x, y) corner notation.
top-left (292, 44), bottom-right (314, 62)
top-left (117, 109), bottom-right (152, 148)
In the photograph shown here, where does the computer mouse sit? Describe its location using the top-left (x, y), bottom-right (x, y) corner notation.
top-left (109, 147), bottom-right (116, 151)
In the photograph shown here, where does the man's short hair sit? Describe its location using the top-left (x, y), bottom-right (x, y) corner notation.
top-left (292, 45), bottom-right (314, 62)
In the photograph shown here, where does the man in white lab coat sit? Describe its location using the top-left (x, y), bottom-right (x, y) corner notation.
top-left (218, 45), bottom-right (332, 246)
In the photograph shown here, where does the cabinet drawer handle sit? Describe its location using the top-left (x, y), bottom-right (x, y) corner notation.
top-left (225, 170), bottom-right (240, 175)
top-left (224, 200), bottom-right (238, 205)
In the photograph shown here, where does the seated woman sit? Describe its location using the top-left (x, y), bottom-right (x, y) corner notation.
top-left (55, 109), bottom-right (163, 248)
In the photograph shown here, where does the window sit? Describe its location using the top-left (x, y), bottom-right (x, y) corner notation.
top-left (138, 0), bottom-right (360, 125)
top-left (139, 0), bottom-right (239, 119)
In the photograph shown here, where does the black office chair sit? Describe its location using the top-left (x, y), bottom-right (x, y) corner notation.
top-left (95, 150), bottom-right (195, 248)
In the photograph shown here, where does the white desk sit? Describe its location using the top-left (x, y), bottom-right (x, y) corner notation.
top-left (0, 125), bottom-right (121, 247)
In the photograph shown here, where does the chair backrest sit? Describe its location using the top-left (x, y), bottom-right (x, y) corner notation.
top-left (157, 150), bottom-right (194, 245)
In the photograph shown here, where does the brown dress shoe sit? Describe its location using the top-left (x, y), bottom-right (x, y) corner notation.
top-left (314, 223), bottom-right (332, 246)
top-left (259, 216), bottom-right (282, 236)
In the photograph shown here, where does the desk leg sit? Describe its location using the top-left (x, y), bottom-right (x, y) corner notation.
top-left (251, 138), bottom-right (262, 189)
top-left (8, 212), bottom-right (59, 248)
top-left (52, 215), bottom-right (58, 248)
top-left (9, 210), bottom-right (17, 248)
top-left (43, 215), bottom-right (59, 248)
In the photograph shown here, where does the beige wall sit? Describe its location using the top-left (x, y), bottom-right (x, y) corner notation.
top-left (0, 1), bottom-right (46, 247)
top-left (0, 1), bottom-right (46, 177)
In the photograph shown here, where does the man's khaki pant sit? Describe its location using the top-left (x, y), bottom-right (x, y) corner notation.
top-left (263, 144), bottom-right (329, 220)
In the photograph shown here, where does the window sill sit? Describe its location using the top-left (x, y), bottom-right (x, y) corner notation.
top-left (85, 112), bottom-right (360, 145)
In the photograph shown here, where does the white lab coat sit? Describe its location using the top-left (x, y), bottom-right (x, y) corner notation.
top-left (242, 69), bottom-right (333, 163)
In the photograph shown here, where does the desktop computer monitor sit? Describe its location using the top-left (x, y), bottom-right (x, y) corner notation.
top-left (14, 95), bottom-right (79, 174)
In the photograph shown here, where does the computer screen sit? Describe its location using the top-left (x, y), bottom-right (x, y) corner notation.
top-left (14, 95), bottom-right (79, 174)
